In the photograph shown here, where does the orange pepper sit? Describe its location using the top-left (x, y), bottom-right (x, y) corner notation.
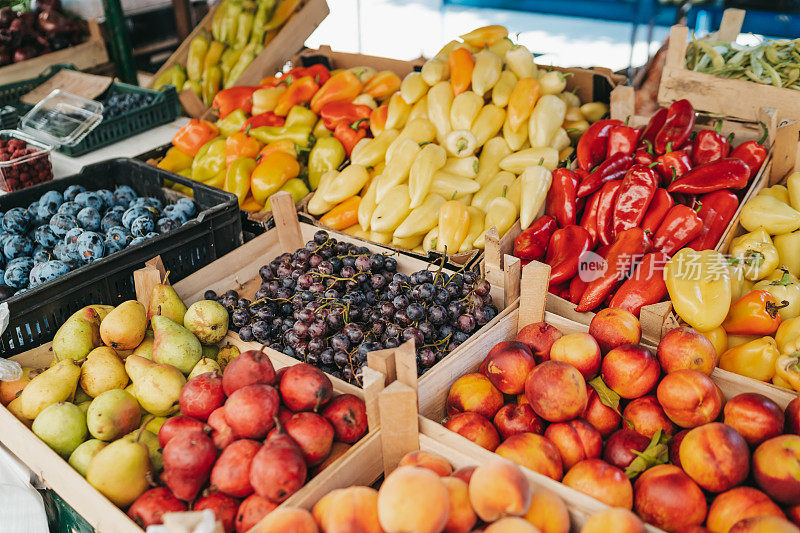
top-left (172, 119), bottom-right (219, 157)
top-left (241, 194), bottom-right (265, 211)
top-left (310, 70), bottom-right (363, 114)
top-left (258, 139), bottom-right (297, 160)
top-left (507, 78), bottom-right (541, 132)
top-left (722, 289), bottom-right (787, 336)
top-left (250, 151), bottom-right (300, 205)
top-left (320, 196), bottom-right (361, 230)
top-left (273, 76), bottom-right (320, 116)
top-left (370, 105), bottom-right (389, 137)
top-left (225, 132), bottom-right (263, 166)
top-left (449, 48), bottom-right (474, 96)
top-left (259, 75), bottom-right (280, 87)
top-left (362, 71), bottom-right (402, 101)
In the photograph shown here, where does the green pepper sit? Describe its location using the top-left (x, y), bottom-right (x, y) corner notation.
top-left (236, 11), bottom-right (255, 49)
top-left (211, 0), bottom-right (229, 41)
top-left (184, 79), bottom-right (202, 97)
top-left (285, 105), bottom-right (318, 129)
top-left (219, 47), bottom-right (244, 85)
top-left (265, 178), bottom-right (309, 210)
top-left (202, 65), bottom-right (222, 107)
top-left (249, 125), bottom-right (311, 147)
top-left (225, 43), bottom-right (256, 88)
top-left (191, 137), bottom-right (227, 182)
top-left (215, 109), bottom-right (248, 137)
top-left (220, 0), bottom-right (242, 45)
top-left (187, 30), bottom-right (210, 81)
top-left (308, 137), bottom-right (345, 190)
top-left (250, 0), bottom-right (276, 45)
top-left (153, 64), bottom-right (186, 91)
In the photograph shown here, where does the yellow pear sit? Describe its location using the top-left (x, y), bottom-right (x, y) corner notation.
top-left (68, 439), bottom-right (107, 477)
top-left (19, 359), bottom-right (81, 419)
top-left (32, 402), bottom-right (87, 457)
top-left (216, 343), bottom-right (240, 371)
top-left (125, 355), bottom-right (185, 416)
top-left (151, 315), bottom-right (202, 374)
top-left (188, 358), bottom-right (221, 380)
top-left (7, 397), bottom-right (32, 427)
top-left (131, 331), bottom-right (154, 360)
top-left (80, 347), bottom-right (128, 397)
top-left (77, 400), bottom-right (91, 415)
top-left (202, 345), bottom-right (219, 361)
top-left (73, 387), bottom-right (92, 404)
top-left (123, 429), bottom-right (162, 471)
top-left (100, 301), bottom-right (147, 350)
top-left (148, 284), bottom-right (188, 325)
top-left (52, 307), bottom-right (104, 361)
top-left (140, 416), bottom-right (167, 435)
top-left (87, 389), bottom-right (141, 441)
top-left (86, 437), bottom-right (151, 507)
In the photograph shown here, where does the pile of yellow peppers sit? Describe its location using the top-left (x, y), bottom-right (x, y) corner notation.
top-left (308, 25), bottom-right (608, 255)
top-left (664, 172), bottom-right (800, 392)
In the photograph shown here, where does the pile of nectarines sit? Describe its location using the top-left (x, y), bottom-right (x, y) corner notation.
top-left (443, 308), bottom-right (800, 532)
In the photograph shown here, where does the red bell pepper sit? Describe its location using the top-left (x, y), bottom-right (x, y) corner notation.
top-left (172, 119), bottom-right (218, 157)
top-left (568, 275), bottom-right (588, 305)
top-left (576, 119), bottom-right (622, 171)
top-left (546, 168), bottom-right (580, 228)
top-left (639, 107), bottom-right (668, 149)
top-left (580, 190), bottom-right (602, 248)
top-left (692, 122), bottom-right (731, 166)
top-left (212, 86), bottom-right (259, 119)
top-left (641, 188), bottom-right (674, 235)
top-left (596, 180), bottom-right (622, 247)
top-left (687, 190), bottom-right (739, 251)
top-left (575, 228), bottom-right (651, 312)
top-left (546, 225), bottom-right (593, 286)
top-left (240, 112), bottom-right (285, 132)
top-left (549, 283), bottom-right (570, 299)
top-left (654, 99), bottom-right (695, 154)
top-left (731, 136), bottom-right (768, 180)
top-left (612, 164), bottom-right (658, 238)
top-left (655, 149), bottom-right (692, 184)
top-left (608, 251), bottom-right (669, 317)
top-left (634, 148), bottom-right (655, 167)
top-left (267, 64), bottom-right (332, 87)
top-left (334, 121), bottom-right (367, 157)
top-left (514, 216), bottom-right (557, 262)
top-left (320, 101), bottom-right (372, 131)
top-left (667, 158), bottom-right (751, 194)
top-left (576, 152), bottom-right (633, 198)
top-left (607, 124), bottom-right (641, 158)
top-left (652, 204), bottom-right (703, 255)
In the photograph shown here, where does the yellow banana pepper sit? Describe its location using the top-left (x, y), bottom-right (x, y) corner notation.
top-left (774, 231), bottom-right (800, 278)
top-left (249, 125), bottom-right (311, 146)
top-left (392, 233), bottom-right (423, 250)
top-left (264, 178), bottom-right (309, 211)
top-left (153, 64), bottom-right (186, 92)
top-left (202, 40), bottom-right (226, 76)
top-left (727, 334), bottom-right (760, 349)
top-left (729, 228), bottom-right (780, 281)
top-left (539, 70), bottom-right (568, 95)
top-left (508, 78), bottom-right (540, 132)
top-left (475, 196), bottom-right (517, 248)
top-left (157, 147), bottom-right (193, 173)
top-left (442, 156), bottom-right (478, 179)
top-left (476, 137), bottom-right (511, 185)
top-left (348, 66), bottom-right (376, 84)
top-left (201, 65), bottom-right (222, 106)
top-left (754, 268), bottom-right (800, 320)
top-left (499, 147), bottom-right (559, 173)
top-left (430, 171), bottom-right (480, 199)
top-left (351, 128), bottom-right (399, 168)
top-left (519, 165), bottom-right (552, 229)
top-left (665, 248), bottom-right (732, 331)
top-left (386, 93), bottom-right (411, 131)
top-left (284, 105), bottom-right (317, 129)
top-left (358, 178), bottom-right (379, 231)
top-left (460, 25), bottom-right (508, 47)
top-left (187, 31), bottom-right (210, 81)
top-left (308, 170), bottom-right (339, 216)
top-left (719, 336), bottom-right (779, 382)
top-left (580, 102), bottom-right (609, 123)
top-left (308, 136), bottom-right (345, 191)
top-left (219, 46), bottom-right (244, 84)
top-left (470, 104), bottom-right (505, 149)
top-left (191, 137), bottom-right (226, 182)
top-left (216, 109), bottom-right (248, 138)
top-left (776, 316), bottom-right (800, 354)
top-left (740, 194), bottom-right (800, 235)
top-left (503, 115), bottom-right (529, 151)
top-left (472, 171), bottom-right (516, 212)
top-left (728, 262), bottom-right (755, 302)
top-left (552, 128), bottom-right (571, 153)
top-left (342, 224), bottom-right (370, 240)
top-left (787, 172), bottom-right (800, 211)
top-left (565, 119), bottom-right (590, 141)
top-left (370, 230), bottom-right (392, 244)
top-left (759, 184), bottom-right (790, 205)
top-left (559, 146), bottom-right (575, 162)
top-left (408, 94), bottom-right (429, 122)
top-left (445, 130), bottom-right (478, 158)
top-left (313, 118), bottom-right (331, 139)
top-left (459, 206), bottom-right (485, 253)
top-left (251, 86), bottom-right (286, 115)
top-left (505, 44), bottom-right (537, 79)
top-left (423, 227), bottom-right (439, 252)
top-left (427, 81), bottom-right (453, 145)
top-left (399, 72), bottom-right (428, 105)
top-left (421, 56), bottom-right (450, 86)
top-left (529, 94), bottom-right (567, 148)
top-left (394, 193), bottom-right (446, 239)
top-left (322, 164), bottom-right (369, 204)
top-left (559, 92), bottom-right (582, 108)
top-left (409, 144), bottom-right (447, 208)
top-left (438, 200), bottom-right (470, 253)
top-left (491, 70), bottom-right (518, 108)
top-left (698, 326), bottom-right (727, 356)
top-left (488, 37), bottom-right (513, 58)
top-left (471, 49), bottom-right (502, 97)
top-left (385, 118), bottom-right (436, 161)
top-left (450, 91), bottom-right (483, 131)
top-left (775, 351), bottom-right (800, 391)
top-left (371, 185), bottom-right (412, 233)
top-left (250, 151), bottom-right (299, 205)
top-left (376, 138), bottom-right (420, 202)
top-left (225, 157), bottom-right (256, 206)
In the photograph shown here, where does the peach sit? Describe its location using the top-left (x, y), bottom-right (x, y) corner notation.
top-left (483, 341), bottom-right (536, 394)
top-left (657, 369), bottom-right (724, 428)
top-left (603, 428), bottom-right (650, 471)
top-left (452, 465), bottom-right (476, 484)
top-left (676, 528), bottom-right (712, 533)
top-left (484, 517), bottom-right (539, 532)
top-left (669, 429), bottom-right (689, 468)
top-left (445, 412), bottom-right (501, 451)
top-left (377, 466), bottom-right (450, 533)
top-left (707, 487), bottom-right (785, 533)
top-left (601, 345), bottom-right (660, 399)
top-left (562, 459), bottom-right (633, 509)
top-left (622, 395), bottom-right (676, 438)
top-left (589, 308), bottom-right (641, 353)
top-left (494, 404), bottom-right (545, 440)
top-left (496, 433), bottom-right (564, 481)
top-left (583, 387), bottom-right (621, 438)
top-left (753, 435), bottom-right (800, 506)
top-left (657, 327), bottom-right (718, 375)
top-left (252, 508), bottom-right (318, 533)
top-left (468, 460), bottom-right (532, 522)
top-left (549, 333), bottom-right (602, 380)
top-left (787, 397), bottom-right (800, 435)
top-left (524, 361), bottom-right (588, 422)
top-left (729, 516), bottom-right (800, 533)
top-left (679, 423), bottom-right (750, 493)
top-left (634, 464), bottom-right (708, 531)
top-left (523, 489), bottom-right (570, 533)
top-left (580, 508), bottom-right (645, 533)
top-left (399, 450), bottom-right (453, 477)
top-left (312, 487), bottom-right (381, 533)
top-left (0, 367), bottom-right (40, 406)
top-left (442, 476), bottom-right (477, 533)
top-left (544, 418), bottom-right (602, 470)
top-left (515, 322), bottom-right (563, 363)
top-left (723, 393), bottom-right (784, 447)
top-left (447, 373), bottom-right (504, 419)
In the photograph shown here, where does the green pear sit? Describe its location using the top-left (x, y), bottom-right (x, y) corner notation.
top-left (32, 402), bottom-right (87, 457)
top-left (140, 415), bottom-right (167, 435)
top-left (77, 400), bottom-right (91, 415)
top-left (68, 439), bottom-right (106, 477)
top-left (183, 300), bottom-right (230, 345)
top-left (216, 343), bottom-right (240, 371)
top-left (148, 284), bottom-right (188, 325)
top-left (87, 389), bottom-right (141, 441)
top-left (202, 344), bottom-right (219, 361)
top-left (151, 315), bottom-right (202, 374)
top-left (52, 307), bottom-right (104, 361)
top-left (125, 355), bottom-right (186, 416)
top-left (131, 331), bottom-right (154, 360)
top-left (124, 429), bottom-right (162, 471)
top-left (188, 357), bottom-right (222, 380)
top-left (100, 300), bottom-right (147, 351)
top-left (73, 387), bottom-right (92, 404)
top-left (79, 347), bottom-right (128, 398)
top-left (20, 359), bottom-right (81, 419)
top-left (86, 437), bottom-right (151, 507)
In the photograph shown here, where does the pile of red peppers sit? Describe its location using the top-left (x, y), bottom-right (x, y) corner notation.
top-left (513, 99), bottom-right (768, 317)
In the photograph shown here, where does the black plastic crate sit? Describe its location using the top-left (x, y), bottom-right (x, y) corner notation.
top-left (0, 158), bottom-right (242, 356)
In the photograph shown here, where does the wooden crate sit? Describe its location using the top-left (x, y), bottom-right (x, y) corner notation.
top-left (658, 8), bottom-right (800, 123)
top-left (147, 0), bottom-right (330, 117)
top-left (0, 20), bottom-right (108, 85)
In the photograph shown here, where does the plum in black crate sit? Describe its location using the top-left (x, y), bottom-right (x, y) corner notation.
top-left (0, 158), bottom-right (242, 356)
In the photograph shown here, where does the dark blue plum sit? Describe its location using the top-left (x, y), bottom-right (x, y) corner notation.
top-left (100, 212), bottom-right (123, 232)
top-left (157, 217), bottom-right (179, 234)
top-left (5, 257), bottom-right (34, 288)
top-left (33, 246), bottom-right (52, 263)
top-left (64, 228), bottom-right (83, 245)
top-left (34, 225), bottom-right (57, 248)
top-left (130, 216), bottom-right (155, 237)
top-left (75, 232), bottom-right (105, 263)
top-left (30, 260), bottom-right (70, 286)
top-left (37, 201), bottom-right (59, 221)
top-left (114, 185), bottom-right (137, 206)
top-left (175, 198), bottom-right (197, 217)
top-left (63, 185), bottom-right (86, 202)
top-left (40, 190), bottom-right (63, 206)
top-left (144, 232), bottom-right (160, 239)
top-left (74, 192), bottom-right (103, 211)
top-left (28, 263), bottom-right (44, 287)
top-left (129, 236), bottom-right (147, 246)
top-left (49, 214), bottom-right (78, 238)
top-left (108, 205), bottom-right (126, 216)
top-left (162, 205), bottom-right (188, 223)
top-left (58, 202), bottom-right (82, 216)
top-left (106, 226), bottom-right (131, 245)
top-left (4, 235), bottom-right (33, 260)
top-left (95, 189), bottom-right (114, 208)
top-left (137, 197), bottom-right (162, 210)
top-left (2, 208), bottom-right (30, 235)
top-left (77, 207), bottom-right (101, 231)
top-left (104, 237), bottom-right (124, 254)
top-left (122, 206), bottom-right (155, 229)
top-left (52, 241), bottom-right (66, 261)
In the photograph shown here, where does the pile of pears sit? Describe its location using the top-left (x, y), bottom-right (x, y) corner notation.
top-left (0, 282), bottom-right (234, 509)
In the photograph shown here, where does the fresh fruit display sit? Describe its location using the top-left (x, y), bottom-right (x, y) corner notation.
top-left (515, 98), bottom-right (768, 316)
top-left (0, 185), bottom-right (198, 300)
top-left (441, 307), bottom-right (800, 531)
top-left (0, 0), bottom-right (87, 66)
top-left (0, 135), bottom-right (53, 192)
top-left (213, 229), bottom-right (497, 385)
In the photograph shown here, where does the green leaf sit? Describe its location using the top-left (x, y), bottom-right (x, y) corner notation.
top-left (588, 376), bottom-right (621, 414)
top-left (624, 430), bottom-right (671, 479)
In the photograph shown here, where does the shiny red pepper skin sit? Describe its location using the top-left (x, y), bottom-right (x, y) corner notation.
top-left (576, 152), bottom-right (633, 198)
top-left (634, 148), bottom-right (656, 167)
top-left (241, 112), bottom-right (285, 132)
top-left (667, 158), bottom-right (751, 194)
top-left (641, 188), bottom-right (674, 235)
top-left (654, 99), bottom-right (695, 154)
top-left (546, 168), bottom-right (580, 228)
top-left (731, 140), bottom-right (768, 180)
top-left (687, 190), bottom-right (739, 251)
top-left (513, 215), bottom-right (557, 262)
top-left (608, 251), bottom-right (669, 317)
top-left (568, 275), bottom-right (587, 304)
top-left (597, 180), bottom-right (622, 246)
top-left (577, 119), bottom-right (623, 171)
top-left (613, 165), bottom-right (659, 238)
top-left (607, 125), bottom-right (641, 158)
top-left (579, 190), bottom-right (602, 248)
top-left (639, 107), bottom-right (668, 148)
top-left (575, 228), bottom-right (651, 312)
top-left (655, 149), bottom-right (692, 184)
top-left (546, 225), bottom-right (593, 286)
top-left (652, 204), bottom-right (703, 255)
top-left (549, 282), bottom-right (570, 299)
top-left (692, 124), bottom-right (731, 166)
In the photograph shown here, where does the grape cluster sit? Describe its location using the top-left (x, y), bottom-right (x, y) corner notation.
top-left (208, 230), bottom-right (498, 386)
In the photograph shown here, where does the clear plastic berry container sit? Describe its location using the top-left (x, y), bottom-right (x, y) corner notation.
top-left (0, 130), bottom-right (53, 193)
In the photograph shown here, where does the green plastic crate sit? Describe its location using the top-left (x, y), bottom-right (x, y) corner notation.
top-left (0, 64), bottom-right (180, 157)
top-left (42, 490), bottom-right (94, 533)
top-left (0, 105), bottom-right (17, 129)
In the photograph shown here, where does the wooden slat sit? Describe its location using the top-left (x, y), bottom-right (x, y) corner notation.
top-left (378, 381), bottom-right (419, 474)
top-left (271, 191), bottom-right (305, 252)
top-left (518, 261), bottom-right (550, 330)
top-left (715, 8), bottom-right (745, 42)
